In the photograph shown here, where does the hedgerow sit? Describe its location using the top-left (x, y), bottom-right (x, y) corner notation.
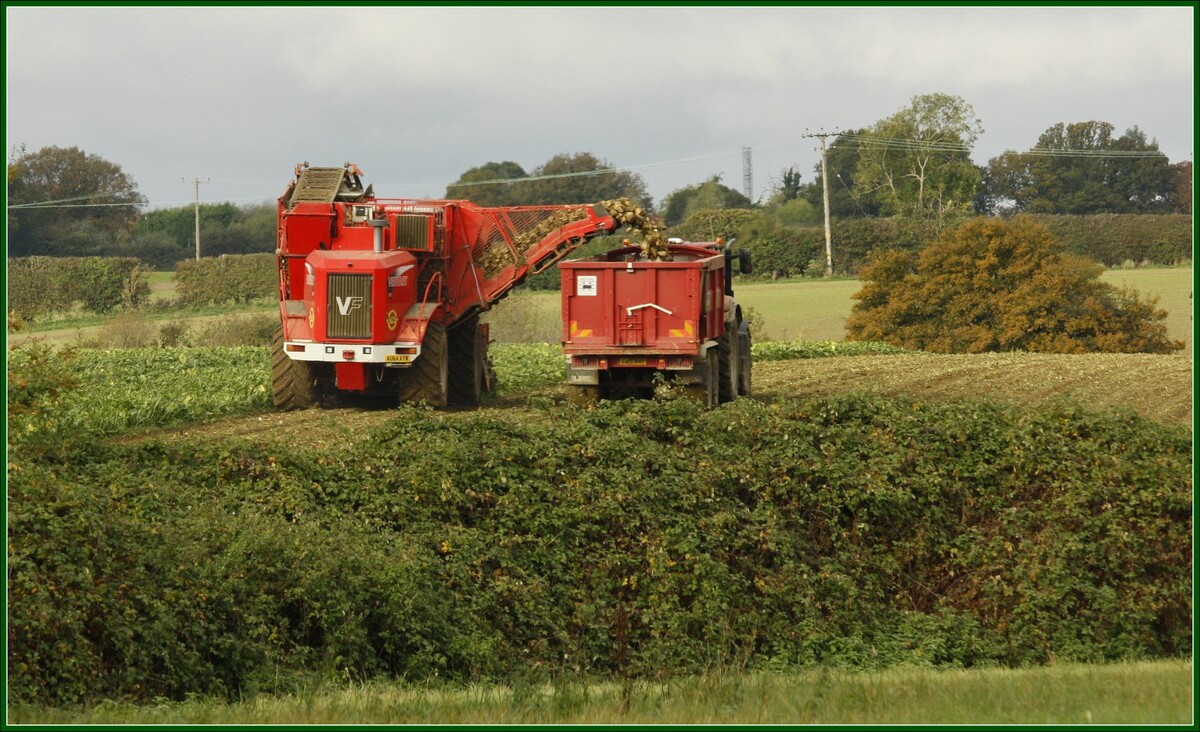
top-left (1029, 213), bottom-right (1193, 266)
top-left (8, 256), bottom-right (150, 320)
top-left (7, 389), bottom-right (1191, 705)
top-left (174, 253), bottom-right (276, 306)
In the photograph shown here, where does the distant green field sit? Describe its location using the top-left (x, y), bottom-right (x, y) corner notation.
top-left (18, 267), bottom-right (1193, 354)
top-left (1100, 268), bottom-right (1193, 353)
top-left (487, 268), bottom-right (1193, 353)
top-left (733, 278), bottom-right (861, 342)
top-left (146, 270), bottom-right (177, 303)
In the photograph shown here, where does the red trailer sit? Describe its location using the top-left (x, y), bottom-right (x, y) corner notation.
top-left (559, 240), bottom-right (752, 406)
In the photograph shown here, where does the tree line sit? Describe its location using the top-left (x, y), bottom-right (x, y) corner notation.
top-left (6, 93), bottom-right (1191, 270)
top-left (7, 145), bottom-right (276, 270)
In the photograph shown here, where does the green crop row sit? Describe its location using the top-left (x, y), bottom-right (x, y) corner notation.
top-left (751, 340), bottom-right (909, 361)
top-left (9, 341), bottom-right (904, 443)
top-left (7, 346), bottom-right (272, 445)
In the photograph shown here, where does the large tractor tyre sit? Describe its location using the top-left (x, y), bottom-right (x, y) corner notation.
top-left (447, 317), bottom-right (485, 407)
top-left (271, 325), bottom-right (320, 411)
top-left (738, 327), bottom-right (752, 397)
top-left (716, 331), bottom-right (737, 403)
top-left (684, 350), bottom-right (719, 408)
top-left (398, 321), bottom-right (449, 407)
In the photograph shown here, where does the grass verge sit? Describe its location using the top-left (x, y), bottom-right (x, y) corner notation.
top-left (9, 660), bottom-right (1191, 725)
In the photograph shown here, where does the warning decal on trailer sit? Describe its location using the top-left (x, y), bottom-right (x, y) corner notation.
top-left (576, 275), bottom-right (598, 296)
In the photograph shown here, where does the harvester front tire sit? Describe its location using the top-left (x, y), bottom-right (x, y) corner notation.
top-left (271, 325), bottom-right (320, 411)
top-left (398, 321), bottom-right (449, 407)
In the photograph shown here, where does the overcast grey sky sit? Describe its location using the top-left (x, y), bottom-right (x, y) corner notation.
top-left (5, 6), bottom-right (1194, 212)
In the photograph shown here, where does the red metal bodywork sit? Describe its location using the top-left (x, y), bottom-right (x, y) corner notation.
top-left (560, 243), bottom-right (729, 377)
top-left (276, 173), bottom-right (618, 394)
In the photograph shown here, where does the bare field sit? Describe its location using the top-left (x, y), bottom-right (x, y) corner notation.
top-left (752, 352), bottom-right (1193, 426)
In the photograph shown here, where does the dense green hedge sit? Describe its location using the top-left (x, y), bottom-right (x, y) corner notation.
top-left (721, 213), bottom-right (1192, 277)
top-left (8, 390), bottom-right (1191, 705)
top-left (7, 256), bottom-right (150, 319)
top-left (1028, 214), bottom-right (1194, 266)
top-left (174, 253), bottom-right (277, 305)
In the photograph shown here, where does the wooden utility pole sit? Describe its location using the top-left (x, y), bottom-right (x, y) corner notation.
top-left (182, 177), bottom-right (209, 260)
top-left (802, 131), bottom-right (846, 277)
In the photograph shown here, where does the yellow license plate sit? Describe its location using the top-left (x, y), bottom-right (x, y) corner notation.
top-left (386, 355), bottom-right (413, 364)
top-left (617, 357), bottom-right (648, 366)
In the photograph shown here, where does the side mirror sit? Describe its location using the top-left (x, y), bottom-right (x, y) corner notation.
top-left (738, 249), bottom-right (753, 275)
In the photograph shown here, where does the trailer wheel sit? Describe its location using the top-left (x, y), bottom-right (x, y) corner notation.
top-left (271, 325), bottom-right (321, 410)
top-left (716, 332), bottom-right (737, 403)
top-left (685, 350), bottom-right (719, 408)
top-left (568, 385), bottom-right (601, 406)
top-left (398, 321), bottom-right (449, 407)
top-left (738, 327), bottom-right (752, 397)
top-left (447, 316), bottom-right (485, 407)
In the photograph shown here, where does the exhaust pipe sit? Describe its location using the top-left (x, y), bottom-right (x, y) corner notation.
top-left (370, 217), bottom-right (388, 253)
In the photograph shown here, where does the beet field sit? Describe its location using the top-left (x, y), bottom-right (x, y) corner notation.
top-left (6, 339), bottom-right (1193, 724)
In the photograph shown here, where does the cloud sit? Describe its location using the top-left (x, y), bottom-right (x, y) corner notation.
top-left (6, 6), bottom-right (1192, 209)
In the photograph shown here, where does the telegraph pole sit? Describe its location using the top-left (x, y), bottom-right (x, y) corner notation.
top-left (182, 177), bottom-right (209, 260)
top-left (802, 130), bottom-right (846, 277)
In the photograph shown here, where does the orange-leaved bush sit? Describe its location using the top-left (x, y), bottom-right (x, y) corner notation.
top-left (845, 216), bottom-right (1184, 354)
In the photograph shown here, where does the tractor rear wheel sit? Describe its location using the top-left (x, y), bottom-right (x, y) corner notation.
top-left (738, 328), bottom-right (752, 396)
top-left (398, 321), bottom-right (449, 407)
top-left (716, 331), bottom-right (736, 403)
top-left (271, 325), bottom-right (320, 410)
top-left (684, 350), bottom-right (719, 408)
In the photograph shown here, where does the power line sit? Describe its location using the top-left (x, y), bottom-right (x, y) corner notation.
top-left (7, 191), bottom-right (142, 209)
top-left (439, 150), bottom-right (740, 191)
top-left (6, 136), bottom-right (1178, 213)
top-left (6, 201), bottom-right (144, 209)
top-left (830, 132), bottom-right (1170, 158)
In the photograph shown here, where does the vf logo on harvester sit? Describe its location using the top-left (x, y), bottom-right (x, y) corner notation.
top-left (336, 296), bottom-right (364, 315)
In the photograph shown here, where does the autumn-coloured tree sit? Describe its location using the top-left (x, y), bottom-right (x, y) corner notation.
top-left (846, 217), bottom-right (1183, 354)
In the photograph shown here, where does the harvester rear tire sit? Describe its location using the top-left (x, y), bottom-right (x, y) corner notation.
top-left (271, 325), bottom-right (320, 411)
top-left (448, 317), bottom-right (485, 407)
top-left (398, 321), bottom-right (449, 407)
